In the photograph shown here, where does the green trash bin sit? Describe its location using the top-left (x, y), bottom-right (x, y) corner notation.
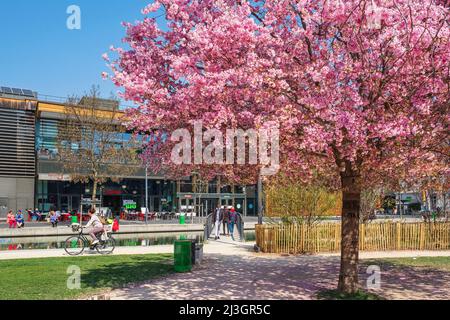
top-left (179, 213), bottom-right (186, 225)
top-left (174, 240), bottom-right (192, 272)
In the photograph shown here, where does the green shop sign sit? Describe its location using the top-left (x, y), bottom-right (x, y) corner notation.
top-left (123, 200), bottom-right (137, 210)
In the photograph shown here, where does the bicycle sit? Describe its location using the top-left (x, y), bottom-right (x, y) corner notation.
top-left (64, 224), bottom-right (116, 256)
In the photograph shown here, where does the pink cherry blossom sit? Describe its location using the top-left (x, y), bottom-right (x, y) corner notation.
top-left (142, 1), bottom-right (161, 14)
top-left (108, 0), bottom-right (449, 293)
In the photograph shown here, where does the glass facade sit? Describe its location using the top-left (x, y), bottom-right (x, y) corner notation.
top-left (36, 119), bottom-right (59, 160)
top-left (36, 179), bottom-right (176, 214)
top-left (35, 178), bottom-right (258, 216)
top-left (36, 180), bottom-right (83, 212)
top-left (36, 119), bottom-right (143, 160)
top-left (0, 97), bottom-right (259, 218)
top-left (35, 116), bottom-right (257, 216)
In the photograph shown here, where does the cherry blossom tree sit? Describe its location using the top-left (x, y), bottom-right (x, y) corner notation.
top-left (106, 0), bottom-right (449, 293)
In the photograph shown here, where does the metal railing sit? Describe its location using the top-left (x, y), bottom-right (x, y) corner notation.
top-left (37, 94), bottom-right (136, 110)
top-left (203, 212), bottom-right (245, 242)
top-left (236, 212), bottom-right (245, 242)
top-left (204, 213), bottom-right (214, 242)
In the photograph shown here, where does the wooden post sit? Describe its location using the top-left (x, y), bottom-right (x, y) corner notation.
top-left (335, 223), bottom-right (339, 252)
top-left (419, 223), bottom-right (425, 251)
top-left (263, 226), bottom-right (268, 252)
top-left (396, 222), bottom-right (401, 250)
top-left (361, 223), bottom-right (365, 251)
top-left (301, 223), bottom-right (306, 253)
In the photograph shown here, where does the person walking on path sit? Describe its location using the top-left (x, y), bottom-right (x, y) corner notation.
top-left (222, 207), bottom-right (230, 236)
top-left (228, 207), bottom-right (238, 241)
top-left (212, 205), bottom-right (224, 240)
top-left (16, 210), bottom-right (25, 229)
top-left (7, 210), bottom-right (16, 229)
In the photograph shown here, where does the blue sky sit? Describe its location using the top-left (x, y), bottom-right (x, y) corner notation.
top-left (0, 0), bottom-right (164, 104)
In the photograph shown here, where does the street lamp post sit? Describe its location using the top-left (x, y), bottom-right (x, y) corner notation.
top-left (243, 186), bottom-right (247, 217)
top-left (100, 186), bottom-right (104, 213)
top-left (257, 173), bottom-right (263, 225)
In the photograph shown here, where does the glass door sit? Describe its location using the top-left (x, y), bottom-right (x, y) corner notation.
top-left (234, 198), bottom-right (245, 215)
top-left (60, 196), bottom-right (69, 213)
top-left (71, 196), bottom-right (80, 214)
top-left (221, 198), bottom-right (233, 208)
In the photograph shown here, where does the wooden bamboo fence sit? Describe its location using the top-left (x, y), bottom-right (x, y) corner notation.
top-left (255, 222), bottom-right (450, 254)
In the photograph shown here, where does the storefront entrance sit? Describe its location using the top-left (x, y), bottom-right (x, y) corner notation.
top-left (220, 198), bottom-right (233, 207)
top-left (177, 193), bottom-right (251, 217)
top-left (102, 196), bottom-right (122, 215)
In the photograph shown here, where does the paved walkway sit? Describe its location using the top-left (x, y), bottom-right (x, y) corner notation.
top-left (104, 242), bottom-right (450, 300)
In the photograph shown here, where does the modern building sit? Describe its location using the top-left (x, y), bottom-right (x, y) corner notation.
top-left (0, 86), bottom-right (258, 218)
top-left (0, 89), bottom-right (37, 218)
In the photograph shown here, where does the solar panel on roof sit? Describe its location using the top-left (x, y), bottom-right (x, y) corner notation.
top-left (0, 86), bottom-right (37, 98)
top-left (21, 89), bottom-right (34, 97)
top-left (12, 88), bottom-right (22, 95)
top-left (1, 87), bottom-right (13, 94)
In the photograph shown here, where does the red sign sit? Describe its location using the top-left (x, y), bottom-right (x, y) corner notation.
top-left (103, 189), bottom-right (122, 196)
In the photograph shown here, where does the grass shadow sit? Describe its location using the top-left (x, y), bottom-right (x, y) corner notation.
top-left (317, 289), bottom-right (383, 300)
top-left (80, 254), bottom-right (174, 291)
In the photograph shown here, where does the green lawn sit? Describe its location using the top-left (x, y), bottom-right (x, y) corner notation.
top-left (365, 256), bottom-right (450, 272)
top-left (317, 289), bottom-right (383, 300)
top-left (0, 254), bottom-right (174, 300)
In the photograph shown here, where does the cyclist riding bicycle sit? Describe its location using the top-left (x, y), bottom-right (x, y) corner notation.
top-left (85, 208), bottom-right (104, 246)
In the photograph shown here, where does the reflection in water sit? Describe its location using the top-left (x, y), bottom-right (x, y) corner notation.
top-left (0, 231), bottom-right (256, 251)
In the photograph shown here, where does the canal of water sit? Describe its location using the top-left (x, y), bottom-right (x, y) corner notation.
top-left (0, 231), bottom-right (256, 251)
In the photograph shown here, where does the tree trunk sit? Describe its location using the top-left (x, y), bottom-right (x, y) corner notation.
top-left (92, 179), bottom-right (98, 210)
top-left (426, 189), bottom-right (433, 211)
top-left (338, 166), bottom-right (361, 294)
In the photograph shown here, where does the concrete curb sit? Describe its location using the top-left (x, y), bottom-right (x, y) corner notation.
top-left (0, 224), bottom-right (204, 238)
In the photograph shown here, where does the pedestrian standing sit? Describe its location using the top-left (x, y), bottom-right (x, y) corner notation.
top-left (228, 207), bottom-right (238, 241)
top-left (212, 205), bottom-right (224, 240)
